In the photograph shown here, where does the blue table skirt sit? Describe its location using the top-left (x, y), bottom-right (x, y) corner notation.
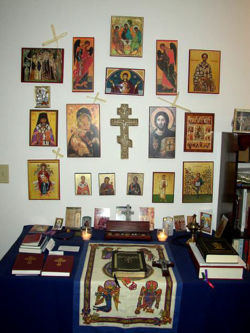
top-left (0, 226), bottom-right (249, 333)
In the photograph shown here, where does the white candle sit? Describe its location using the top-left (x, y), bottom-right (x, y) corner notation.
top-left (157, 230), bottom-right (168, 242)
top-left (82, 229), bottom-right (91, 241)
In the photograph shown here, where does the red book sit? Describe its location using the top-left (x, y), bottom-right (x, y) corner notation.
top-left (12, 253), bottom-right (44, 275)
top-left (41, 255), bottom-right (74, 277)
top-left (21, 233), bottom-right (42, 246)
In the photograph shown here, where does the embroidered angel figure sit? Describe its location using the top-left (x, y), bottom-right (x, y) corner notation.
top-left (93, 280), bottom-right (120, 312)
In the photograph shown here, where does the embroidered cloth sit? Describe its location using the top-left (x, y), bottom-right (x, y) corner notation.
top-left (77, 243), bottom-right (180, 330)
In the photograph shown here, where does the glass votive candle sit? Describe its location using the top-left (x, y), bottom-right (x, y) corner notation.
top-left (81, 228), bottom-right (92, 241)
top-left (157, 229), bottom-right (168, 242)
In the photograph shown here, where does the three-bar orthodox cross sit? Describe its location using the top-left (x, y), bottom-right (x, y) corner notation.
top-left (110, 104), bottom-right (138, 159)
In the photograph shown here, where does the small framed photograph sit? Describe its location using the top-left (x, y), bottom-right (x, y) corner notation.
top-left (110, 16), bottom-right (144, 57)
top-left (52, 218), bottom-right (63, 230)
top-left (182, 161), bottom-right (214, 203)
top-left (233, 109), bottom-right (250, 133)
top-left (99, 173), bottom-right (115, 195)
top-left (94, 208), bottom-right (110, 229)
top-left (184, 113), bottom-right (214, 152)
top-left (72, 37), bottom-right (94, 92)
top-left (139, 207), bottom-right (155, 231)
top-left (66, 104), bottom-right (100, 157)
top-left (82, 216), bottom-right (92, 228)
top-left (215, 214), bottom-right (229, 238)
top-left (188, 49), bottom-right (221, 94)
top-left (149, 106), bottom-right (176, 158)
top-left (27, 160), bottom-right (60, 200)
top-left (74, 173), bottom-right (91, 195)
top-left (65, 207), bottom-right (81, 230)
top-left (29, 110), bottom-right (58, 146)
top-left (21, 48), bottom-right (64, 83)
top-left (152, 172), bottom-right (175, 203)
top-left (156, 40), bottom-right (177, 95)
top-left (35, 86), bottom-right (50, 108)
top-left (105, 67), bottom-right (145, 96)
top-left (127, 173), bottom-right (144, 195)
top-left (200, 211), bottom-right (212, 234)
top-left (173, 215), bottom-right (186, 231)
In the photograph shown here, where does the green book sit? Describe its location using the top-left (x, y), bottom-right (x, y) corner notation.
top-left (112, 250), bottom-right (147, 278)
top-left (196, 236), bottom-right (239, 264)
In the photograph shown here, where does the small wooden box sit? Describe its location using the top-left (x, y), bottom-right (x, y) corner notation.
top-left (105, 220), bottom-right (152, 241)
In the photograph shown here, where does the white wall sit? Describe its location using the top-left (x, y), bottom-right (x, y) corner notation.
top-left (0, 0), bottom-right (250, 259)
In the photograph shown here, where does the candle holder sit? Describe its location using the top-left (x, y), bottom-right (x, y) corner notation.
top-left (186, 214), bottom-right (200, 243)
top-left (157, 229), bottom-right (168, 242)
top-left (81, 227), bottom-right (92, 241)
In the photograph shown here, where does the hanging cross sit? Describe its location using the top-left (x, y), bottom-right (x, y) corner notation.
top-left (55, 257), bottom-right (66, 267)
top-left (110, 104), bottom-right (138, 159)
top-left (25, 256), bottom-right (36, 265)
top-left (42, 24), bottom-right (67, 47)
top-left (121, 204), bottom-right (134, 221)
top-left (158, 92), bottom-right (192, 112)
top-left (52, 147), bottom-right (64, 159)
top-left (86, 92), bottom-right (106, 103)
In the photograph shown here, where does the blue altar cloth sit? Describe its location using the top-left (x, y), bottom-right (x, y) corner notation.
top-left (0, 226), bottom-right (250, 333)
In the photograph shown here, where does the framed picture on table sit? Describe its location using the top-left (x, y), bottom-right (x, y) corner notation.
top-left (110, 16), bottom-right (144, 57)
top-left (21, 48), bottom-right (64, 83)
top-left (65, 207), bottom-right (81, 230)
top-left (29, 109), bottom-right (58, 146)
top-left (72, 37), bottom-right (94, 92)
top-left (184, 112), bottom-right (214, 152)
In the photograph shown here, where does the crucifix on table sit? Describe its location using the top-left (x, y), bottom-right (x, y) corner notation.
top-left (110, 104), bottom-right (138, 159)
top-left (121, 204), bottom-right (134, 221)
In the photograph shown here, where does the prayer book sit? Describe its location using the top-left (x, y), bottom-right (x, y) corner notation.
top-left (196, 236), bottom-right (239, 263)
top-left (21, 233), bottom-right (42, 246)
top-left (189, 242), bottom-right (245, 280)
top-left (41, 255), bottom-right (74, 277)
top-left (12, 253), bottom-right (44, 275)
top-left (112, 250), bottom-right (147, 278)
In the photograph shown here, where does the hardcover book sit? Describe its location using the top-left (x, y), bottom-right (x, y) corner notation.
top-left (112, 250), bottom-right (147, 278)
top-left (12, 253), bottom-right (44, 275)
top-left (29, 225), bottom-right (49, 233)
top-left (189, 242), bottom-right (245, 280)
top-left (19, 236), bottom-right (49, 254)
top-left (41, 255), bottom-right (74, 277)
top-left (21, 233), bottom-right (42, 246)
top-left (196, 236), bottom-right (239, 263)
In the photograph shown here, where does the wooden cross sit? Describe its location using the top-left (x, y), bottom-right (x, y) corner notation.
top-left (25, 256), bottom-right (36, 265)
top-left (110, 104), bottom-right (138, 159)
top-left (158, 92), bottom-right (192, 112)
top-left (55, 257), bottom-right (66, 267)
top-left (86, 92), bottom-right (106, 103)
top-left (121, 204), bottom-right (134, 221)
top-left (52, 147), bottom-right (64, 159)
top-left (42, 24), bottom-right (67, 47)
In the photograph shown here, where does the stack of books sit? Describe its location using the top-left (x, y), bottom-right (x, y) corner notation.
top-left (19, 233), bottom-right (49, 254)
top-left (189, 237), bottom-right (246, 280)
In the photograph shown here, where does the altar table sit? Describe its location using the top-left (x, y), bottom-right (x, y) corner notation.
top-left (0, 226), bottom-right (249, 333)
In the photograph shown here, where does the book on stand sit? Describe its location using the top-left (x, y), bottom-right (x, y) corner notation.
top-left (196, 236), bottom-right (239, 263)
top-left (12, 253), bottom-right (44, 275)
top-left (189, 242), bottom-right (245, 280)
top-left (112, 250), bottom-right (147, 278)
top-left (41, 255), bottom-right (74, 277)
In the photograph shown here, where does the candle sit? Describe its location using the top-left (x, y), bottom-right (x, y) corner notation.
top-left (157, 229), bottom-right (168, 242)
top-left (81, 229), bottom-right (92, 241)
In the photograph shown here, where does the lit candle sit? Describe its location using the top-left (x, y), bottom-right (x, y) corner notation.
top-left (81, 229), bottom-right (92, 241)
top-left (157, 230), bottom-right (168, 242)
